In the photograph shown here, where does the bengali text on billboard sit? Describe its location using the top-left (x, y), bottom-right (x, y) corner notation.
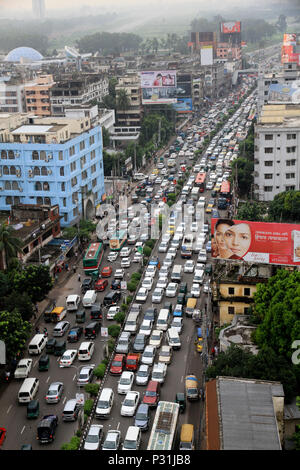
top-left (211, 218), bottom-right (300, 266)
top-left (172, 98), bottom-right (193, 113)
top-left (140, 71), bottom-right (177, 88)
top-left (221, 21), bottom-right (241, 34)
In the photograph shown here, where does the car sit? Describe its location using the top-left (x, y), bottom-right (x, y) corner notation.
top-left (84, 424), bottom-right (103, 451)
top-left (134, 403), bottom-right (150, 431)
top-left (163, 301), bottom-right (173, 314)
top-left (45, 381), bottom-right (64, 403)
top-left (166, 282), bottom-right (178, 297)
top-left (191, 222), bottom-right (198, 232)
top-left (14, 359), bottom-right (33, 379)
top-left (206, 203), bottom-right (213, 213)
top-left (158, 241), bottom-right (168, 253)
top-left (158, 345), bottom-right (173, 364)
top-left (94, 279), bottom-right (108, 292)
top-left (183, 259), bottom-right (195, 273)
top-left (77, 364), bottom-right (95, 386)
top-left (110, 279), bottom-right (121, 290)
top-left (149, 329), bottom-right (163, 348)
top-left (139, 319), bottom-right (153, 337)
top-left (136, 287), bottom-right (148, 303)
top-left (141, 345), bottom-right (156, 366)
top-left (198, 249), bottom-right (207, 263)
top-left (151, 362), bottom-right (167, 384)
top-left (67, 326), bottom-right (83, 342)
top-left (135, 364), bottom-right (150, 386)
top-left (142, 277), bottom-right (154, 290)
top-left (171, 317), bottom-right (183, 334)
top-left (53, 320), bottom-right (70, 337)
top-left (106, 306), bottom-right (120, 320)
top-left (133, 333), bottom-right (147, 353)
top-left (101, 266), bottom-right (112, 278)
top-left (121, 391), bottom-right (140, 417)
top-left (152, 287), bottom-right (164, 303)
top-left (81, 278), bottom-right (93, 294)
top-left (156, 277), bottom-right (168, 290)
top-left (203, 282), bottom-right (211, 294)
top-left (133, 252), bottom-right (143, 263)
top-left (121, 257), bottom-right (131, 268)
top-left (144, 307), bottom-right (158, 322)
top-left (206, 241), bottom-right (212, 252)
top-left (117, 371), bottom-right (134, 394)
top-left (120, 247), bottom-right (131, 257)
top-left (59, 349), bottom-right (77, 367)
top-left (177, 292), bottom-right (186, 305)
top-left (102, 430), bottom-right (121, 450)
top-left (36, 415), bottom-right (58, 444)
top-left (173, 304), bottom-right (183, 317)
top-left (110, 354), bottom-right (126, 375)
top-left (145, 265), bottom-right (157, 278)
top-left (114, 269), bottom-right (125, 279)
top-left (191, 283), bottom-right (201, 297)
top-left (107, 251), bottom-right (118, 262)
top-left (159, 265), bottom-right (170, 276)
top-left (163, 253), bottom-right (174, 268)
top-left (130, 303), bottom-right (142, 315)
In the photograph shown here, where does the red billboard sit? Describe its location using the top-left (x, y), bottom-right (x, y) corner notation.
top-left (221, 21), bottom-right (241, 34)
top-left (211, 219), bottom-right (300, 266)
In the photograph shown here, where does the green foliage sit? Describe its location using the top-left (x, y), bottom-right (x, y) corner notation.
top-left (84, 399), bottom-right (94, 417)
top-left (108, 324), bottom-right (121, 338)
top-left (13, 265), bottom-right (53, 304)
top-left (108, 338), bottom-right (115, 353)
top-left (143, 246), bottom-right (152, 257)
top-left (292, 426), bottom-right (300, 450)
top-left (230, 156), bottom-right (254, 197)
top-left (126, 295), bottom-right (133, 305)
top-left (127, 281), bottom-right (138, 292)
top-left (131, 273), bottom-right (141, 282)
top-left (94, 363), bottom-right (107, 379)
top-left (139, 113), bottom-right (174, 148)
top-left (4, 291), bottom-right (34, 322)
top-left (145, 239), bottom-right (155, 249)
top-left (115, 311), bottom-right (126, 324)
top-left (76, 31), bottom-right (143, 55)
top-left (0, 222), bottom-right (24, 269)
top-left (0, 310), bottom-right (31, 359)
top-left (84, 383), bottom-right (100, 397)
top-left (237, 202), bottom-right (266, 222)
top-left (61, 436), bottom-right (81, 450)
top-left (268, 190), bottom-right (300, 223)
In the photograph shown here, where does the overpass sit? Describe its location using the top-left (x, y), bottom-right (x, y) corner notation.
top-left (232, 69), bottom-right (258, 85)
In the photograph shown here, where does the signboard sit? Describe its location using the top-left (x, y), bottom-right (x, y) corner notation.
top-left (121, 281), bottom-right (127, 290)
top-left (268, 82), bottom-right (300, 104)
top-left (76, 393), bottom-right (85, 405)
top-left (101, 327), bottom-right (108, 337)
top-left (140, 71), bottom-right (177, 88)
top-left (211, 218), bottom-right (300, 266)
top-left (221, 21), bottom-right (241, 34)
top-left (142, 86), bottom-right (177, 104)
top-left (201, 46), bottom-right (213, 66)
top-left (172, 98), bottom-right (193, 113)
top-left (283, 33), bottom-right (297, 46)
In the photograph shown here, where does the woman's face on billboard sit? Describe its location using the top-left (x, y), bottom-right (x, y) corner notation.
top-left (224, 223), bottom-right (251, 258)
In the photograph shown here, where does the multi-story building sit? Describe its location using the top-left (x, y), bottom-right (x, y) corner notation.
top-left (115, 73), bottom-right (143, 127)
top-left (0, 113), bottom-right (105, 226)
top-left (0, 76), bottom-right (26, 113)
top-left (50, 73), bottom-right (109, 116)
top-left (254, 104), bottom-right (300, 201)
top-left (24, 74), bottom-right (55, 117)
top-left (257, 72), bottom-right (284, 111)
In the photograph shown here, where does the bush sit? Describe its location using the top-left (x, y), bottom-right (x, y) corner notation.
top-left (115, 310), bottom-right (126, 324)
top-left (108, 338), bottom-right (115, 353)
top-left (94, 363), bottom-right (107, 379)
top-left (145, 239), bottom-right (155, 249)
top-left (131, 273), bottom-right (141, 281)
top-left (143, 246), bottom-right (152, 257)
top-left (108, 324), bottom-right (121, 338)
top-left (61, 436), bottom-right (81, 450)
top-left (84, 399), bottom-right (94, 416)
top-left (121, 303), bottom-right (128, 312)
top-left (126, 295), bottom-right (133, 304)
top-left (84, 383), bottom-right (100, 397)
top-left (127, 281), bottom-right (138, 292)
top-left (102, 358), bottom-right (108, 366)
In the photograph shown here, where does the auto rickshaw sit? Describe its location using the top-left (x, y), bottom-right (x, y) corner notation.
top-left (38, 354), bottom-right (49, 371)
top-left (54, 339), bottom-right (66, 357)
top-left (26, 399), bottom-right (39, 419)
top-left (175, 392), bottom-right (186, 413)
top-left (195, 327), bottom-right (203, 353)
top-left (76, 309), bottom-right (86, 323)
top-left (46, 338), bottom-right (56, 354)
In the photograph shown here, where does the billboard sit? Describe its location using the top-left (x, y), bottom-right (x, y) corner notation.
top-left (142, 86), bottom-right (177, 104)
top-left (283, 33), bottom-right (297, 46)
top-left (211, 219), bottom-right (300, 266)
top-left (268, 82), bottom-right (300, 104)
top-left (201, 46), bottom-right (213, 65)
top-left (140, 71), bottom-right (177, 88)
top-left (221, 21), bottom-right (241, 34)
top-left (172, 98), bottom-right (193, 113)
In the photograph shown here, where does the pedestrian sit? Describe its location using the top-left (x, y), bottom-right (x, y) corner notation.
top-left (73, 265), bottom-right (76, 274)
top-left (52, 299), bottom-right (56, 308)
top-left (35, 303), bottom-right (38, 313)
top-left (214, 345), bottom-right (218, 356)
top-left (78, 273), bottom-right (81, 282)
top-left (65, 262), bottom-right (68, 271)
top-left (35, 326), bottom-right (40, 334)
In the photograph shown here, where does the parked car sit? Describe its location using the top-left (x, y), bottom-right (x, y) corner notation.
top-left (83, 424), bottom-right (103, 451)
top-left (135, 364), bottom-right (150, 386)
top-left (121, 391), bottom-right (140, 417)
top-left (102, 430), bottom-right (121, 450)
top-left (77, 364), bottom-right (95, 387)
top-left (117, 371), bottom-right (134, 395)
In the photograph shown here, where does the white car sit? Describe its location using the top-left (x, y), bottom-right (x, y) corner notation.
top-left (151, 362), bottom-right (167, 384)
top-left (121, 391), bottom-right (140, 417)
top-left (149, 329), bottom-right (163, 348)
top-left (167, 247), bottom-right (177, 257)
top-left (206, 181), bottom-right (214, 190)
top-left (84, 424), bottom-right (104, 450)
top-left (198, 249), bottom-right (207, 263)
top-left (114, 268), bottom-right (125, 279)
top-left (120, 247), bottom-right (131, 257)
top-left (145, 265), bottom-right (157, 278)
top-left (184, 259), bottom-right (195, 273)
top-left (159, 242), bottom-right (168, 253)
top-left (106, 306), bottom-right (120, 320)
top-left (102, 430), bottom-right (121, 450)
top-left (107, 251), bottom-right (118, 262)
top-left (163, 254), bottom-right (174, 268)
top-left (59, 349), bottom-right (77, 367)
top-left (203, 282), bottom-right (211, 294)
top-left (191, 222), bottom-right (198, 232)
top-left (156, 277), bottom-right (168, 290)
top-left (14, 358), bottom-right (33, 379)
top-left (166, 282), bottom-right (178, 297)
top-left (158, 345), bottom-right (173, 364)
top-left (142, 277), bottom-right (153, 290)
top-left (121, 257), bottom-right (131, 268)
top-left (152, 288), bottom-right (164, 303)
top-left (191, 283), bottom-right (201, 297)
top-left (135, 364), bottom-right (150, 386)
top-left (136, 287), bottom-right (148, 302)
top-left (133, 253), bottom-right (143, 263)
top-left (170, 317), bottom-right (183, 334)
top-left (159, 265), bottom-right (170, 277)
top-left (139, 319), bottom-right (153, 337)
top-left (117, 371), bottom-right (134, 394)
top-left (141, 345), bottom-right (156, 365)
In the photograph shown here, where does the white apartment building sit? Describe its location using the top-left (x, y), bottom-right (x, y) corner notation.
top-left (254, 104), bottom-right (300, 201)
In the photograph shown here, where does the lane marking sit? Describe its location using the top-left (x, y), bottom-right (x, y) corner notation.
top-left (21, 426), bottom-right (25, 435)
top-left (7, 405), bottom-right (12, 414)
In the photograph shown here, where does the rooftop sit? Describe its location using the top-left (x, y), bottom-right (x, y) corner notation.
top-left (258, 104), bottom-right (300, 126)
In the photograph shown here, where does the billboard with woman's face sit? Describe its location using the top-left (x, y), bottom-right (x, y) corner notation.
top-left (211, 219), bottom-right (300, 266)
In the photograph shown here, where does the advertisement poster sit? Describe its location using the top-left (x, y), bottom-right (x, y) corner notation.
top-left (172, 98), bottom-right (193, 113)
top-left (142, 86), bottom-right (177, 104)
top-left (140, 71), bottom-right (177, 88)
top-left (211, 219), bottom-right (300, 266)
top-left (221, 21), bottom-right (241, 34)
top-left (268, 82), bottom-right (300, 104)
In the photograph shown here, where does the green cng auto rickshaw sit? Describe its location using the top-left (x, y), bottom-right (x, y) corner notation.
top-left (175, 392), bottom-right (186, 413)
top-left (38, 354), bottom-right (49, 371)
top-left (54, 339), bottom-right (66, 356)
top-left (26, 400), bottom-right (39, 419)
top-left (46, 338), bottom-right (56, 354)
top-left (76, 309), bottom-right (86, 323)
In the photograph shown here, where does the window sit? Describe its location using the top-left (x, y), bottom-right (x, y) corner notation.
top-left (264, 161), bottom-right (273, 166)
top-left (91, 164), bottom-right (96, 173)
top-left (70, 161), bottom-right (76, 172)
top-left (41, 167), bottom-right (48, 176)
top-left (80, 140), bottom-right (85, 151)
top-left (264, 186), bottom-right (273, 192)
top-left (228, 306), bottom-right (235, 315)
top-left (286, 185), bottom-right (295, 191)
top-left (286, 173), bottom-right (295, 179)
top-left (264, 174), bottom-right (273, 179)
top-left (287, 134), bottom-right (296, 140)
top-left (82, 170), bottom-right (87, 180)
top-left (61, 182), bottom-right (65, 191)
top-left (228, 287), bottom-right (235, 295)
top-left (40, 151), bottom-right (46, 160)
top-left (35, 182), bottom-right (42, 191)
top-left (60, 167), bottom-right (64, 176)
top-left (287, 146), bottom-right (296, 153)
top-left (1, 150), bottom-right (7, 159)
top-left (92, 178), bottom-right (97, 188)
top-left (8, 150), bottom-right (15, 159)
top-left (71, 177), bottom-right (77, 187)
top-left (286, 159), bottom-right (296, 166)
top-left (244, 288), bottom-right (251, 296)
top-left (91, 150), bottom-right (96, 160)
top-left (63, 198), bottom-right (67, 207)
top-left (43, 182), bottom-right (50, 191)
top-left (10, 166), bottom-right (16, 175)
top-left (37, 197), bottom-right (43, 204)
top-left (32, 150), bottom-right (39, 160)
top-left (5, 196), bottom-right (12, 205)
top-left (59, 151), bottom-right (63, 161)
top-left (3, 166), bottom-right (9, 175)
top-left (264, 147), bottom-right (273, 153)
top-left (244, 307), bottom-right (249, 314)
top-left (80, 156), bottom-right (86, 168)
top-left (89, 135), bottom-right (95, 145)
top-left (69, 146), bottom-right (75, 156)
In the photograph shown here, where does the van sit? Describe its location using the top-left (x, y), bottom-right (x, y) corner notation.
top-left (62, 399), bottom-right (81, 422)
top-left (84, 322), bottom-right (100, 339)
top-left (66, 294), bottom-right (81, 312)
top-left (103, 291), bottom-right (121, 307)
top-left (122, 426), bottom-right (141, 450)
top-left (167, 327), bottom-right (181, 350)
top-left (28, 334), bottom-right (47, 355)
top-left (82, 290), bottom-right (97, 308)
top-left (78, 341), bottom-right (95, 361)
top-left (186, 298), bottom-right (197, 317)
top-left (95, 388), bottom-right (114, 419)
top-left (116, 331), bottom-right (131, 354)
top-left (179, 424), bottom-right (195, 450)
top-left (18, 377), bottom-right (39, 403)
top-left (124, 312), bottom-right (139, 335)
top-left (156, 309), bottom-right (170, 331)
top-left (171, 264), bottom-right (182, 283)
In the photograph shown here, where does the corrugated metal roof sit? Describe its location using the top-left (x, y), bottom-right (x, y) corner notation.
top-left (218, 378), bottom-right (282, 450)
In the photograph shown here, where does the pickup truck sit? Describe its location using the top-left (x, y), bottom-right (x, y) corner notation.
top-left (126, 353), bottom-right (140, 372)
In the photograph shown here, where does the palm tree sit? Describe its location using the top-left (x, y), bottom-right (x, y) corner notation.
top-left (116, 88), bottom-right (130, 126)
top-left (0, 222), bottom-right (23, 270)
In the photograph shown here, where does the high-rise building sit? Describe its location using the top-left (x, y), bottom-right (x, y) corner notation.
top-left (32, 0), bottom-right (45, 19)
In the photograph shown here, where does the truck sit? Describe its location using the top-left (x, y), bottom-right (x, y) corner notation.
top-left (126, 353), bottom-right (140, 372)
top-left (147, 401), bottom-right (180, 450)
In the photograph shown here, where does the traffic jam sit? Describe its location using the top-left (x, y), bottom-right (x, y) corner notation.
top-left (0, 74), bottom-right (257, 451)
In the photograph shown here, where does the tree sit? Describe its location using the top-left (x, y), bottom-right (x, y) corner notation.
top-left (116, 88), bottom-right (130, 112)
top-left (0, 310), bottom-right (31, 359)
top-left (237, 201), bottom-right (265, 221)
top-left (0, 223), bottom-right (23, 270)
top-left (230, 157), bottom-right (254, 197)
top-left (276, 14), bottom-right (287, 32)
top-left (268, 190), bottom-right (300, 223)
top-left (13, 265), bottom-right (53, 304)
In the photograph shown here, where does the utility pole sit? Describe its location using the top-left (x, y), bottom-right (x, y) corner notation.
top-left (80, 186), bottom-right (85, 220)
top-left (134, 143), bottom-right (137, 172)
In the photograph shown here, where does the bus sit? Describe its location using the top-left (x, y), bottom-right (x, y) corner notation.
top-left (147, 401), bottom-right (180, 451)
top-left (83, 242), bottom-right (104, 276)
top-left (109, 230), bottom-right (127, 251)
top-left (195, 172), bottom-right (206, 192)
top-left (220, 180), bottom-right (231, 203)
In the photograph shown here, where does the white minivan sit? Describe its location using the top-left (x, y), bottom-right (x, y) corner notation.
top-left (66, 294), bottom-right (81, 312)
top-left (95, 388), bottom-right (114, 419)
top-left (156, 309), bottom-right (170, 331)
top-left (18, 377), bottom-right (39, 403)
top-left (82, 290), bottom-right (97, 308)
top-left (167, 327), bottom-right (181, 350)
top-left (122, 426), bottom-right (141, 450)
top-left (28, 334), bottom-right (47, 355)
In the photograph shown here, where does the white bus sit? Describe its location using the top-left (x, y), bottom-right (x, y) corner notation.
top-left (147, 401), bottom-right (179, 450)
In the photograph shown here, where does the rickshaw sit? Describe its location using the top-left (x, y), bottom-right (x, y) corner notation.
top-left (175, 392), bottom-right (186, 413)
top-left (54, 339), bottom-right (66, 357)
top-left (76, 309), bottom-right (86, 323)
top-left (38, 354), bottom-right (49, 371)
top-left (26, 399), bottom-right (39, 419)
top-left (46, 338), bottom-right (56, 354)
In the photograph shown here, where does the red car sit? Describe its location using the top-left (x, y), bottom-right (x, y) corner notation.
top-left (109, 354), bottom-right (126, 375)
top-left (142, 380), bottom-right (160, 407)
top-left (101, 266), bottom-right (112, 278)
top-left (0, 427), bottom-right (6, 447)
top-left (94, 279), bottom-right (108, 292)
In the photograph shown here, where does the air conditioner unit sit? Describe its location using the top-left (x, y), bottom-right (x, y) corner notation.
top-left (28, 170), bottom-right (33, 177)
top-left (16, 170), bottom-right (21, 177)
top-left (15, 152), bottom-right (20, 158)
top-left (48, 169), bottom-right (52, 175)
top-left (47, 153), bottom-right (53, 159)
top-left (0, 187), bottom-right (3, 191)
top-left (19, 187), bottom-right (23, 192)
